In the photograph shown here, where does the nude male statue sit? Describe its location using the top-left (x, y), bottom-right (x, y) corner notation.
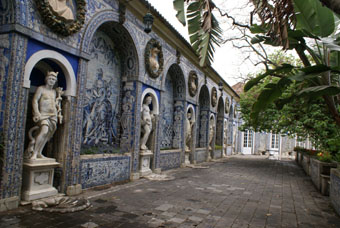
top-left (25, 71), bottom-right (63, 160)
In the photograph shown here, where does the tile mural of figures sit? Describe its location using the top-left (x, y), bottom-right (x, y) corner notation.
top-left (82, 30), bottom-right (121, 151)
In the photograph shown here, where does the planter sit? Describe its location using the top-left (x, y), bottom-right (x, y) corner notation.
top-left (320, 174), bottom-right (330, 196)
top-left (301, 153), bottom-right (310, 175)
top-left (310, 158), bottom-right (337, 191)
top-left (295, 151), bottom-right (302, 165)
top-left (330, 168), bottom-right (340, 216)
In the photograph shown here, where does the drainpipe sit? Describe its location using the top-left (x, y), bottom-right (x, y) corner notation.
top-left (279, 135), bottom-right (282, 160)
top-left (252, 131), bottom-right (256, 155)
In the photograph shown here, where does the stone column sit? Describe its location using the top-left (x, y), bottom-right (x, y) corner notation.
top-left (0, 33), bottom-right (28, 211)
top-left (131, 81), bottom-right (143, 180)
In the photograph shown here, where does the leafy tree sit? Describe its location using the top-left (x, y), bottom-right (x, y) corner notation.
top-left (174, 0), bottom-right (340, 129)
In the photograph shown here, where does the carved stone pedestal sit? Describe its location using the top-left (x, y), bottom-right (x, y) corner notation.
top-left (139, 150), bottom-right (153, 177)
top-left (184, 150), bottom-right (191, 165)
top-left (21, 158), bottom-right (60, 202)
top-left (207, 150), bottom-right (212, 161)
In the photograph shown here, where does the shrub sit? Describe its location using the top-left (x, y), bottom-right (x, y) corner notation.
top-left (317, 151), bottom-right (333, 163)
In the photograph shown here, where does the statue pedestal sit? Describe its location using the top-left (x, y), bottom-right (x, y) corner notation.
top-left (184, 150), bottom-right (191, 165)
top-left (21, 158), bottom-right (60, 202)
top-left (139, 150), bottom-right (153, 177)
top-left (207, 149), bottom-right (212, 161)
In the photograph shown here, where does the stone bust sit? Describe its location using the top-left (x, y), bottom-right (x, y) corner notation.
top-left (188, 71), bottom-right (198, 97)
top-left (149, 47), bottom-right (160, 72)
top-left (145, 39), bottom-right (164, 78)
top-left (48, 0), bottom-right (74, 21)
top-left (211, 87), bottom-right (217, 107)
top-left (25, 71), bottom-right (63, 160)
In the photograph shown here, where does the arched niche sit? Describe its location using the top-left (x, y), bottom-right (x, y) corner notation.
top-left (141, 88), bottom-right (159, 115)
top-left (140, 88), bottom-right (159, 153)
top-left (23, 50), bottom-right (76, 96)
top-left (227, 104), bottom-right (234, 147)
top-left (196, 85), bottom-right (210, 148)
top-left (22, 51), bottom-right (76, 193)
top-left (81, 15), bottom-right (139, 79)
top-left (186, 104), bottom-right (196, 123)
top-left (160, 64), bottom-right (186, 149)
top-left (81, 21), bottom-right (138, 155)
top-left (215, 97), bottom-right (224, 148)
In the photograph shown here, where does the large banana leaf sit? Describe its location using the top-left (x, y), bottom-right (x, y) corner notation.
top-left (250, 77), bottom-right (293, 123)
top-left (297, 85), bottom-right (340, 97)
top-left (173, 0), bottom-right (223, 67)
top-left (173, 0), bottom-right (186, 26)
top-left (244, 64), bottom-right (295, 92)
top-left (293, 0), bottom-right (335, 37)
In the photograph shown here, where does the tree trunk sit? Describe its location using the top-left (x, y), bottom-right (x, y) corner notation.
top-left (319, 0), bottom-right (340, 15)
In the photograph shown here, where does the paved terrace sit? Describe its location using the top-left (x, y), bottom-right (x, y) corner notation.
top-left (1, 156), bottom-right (340, 228)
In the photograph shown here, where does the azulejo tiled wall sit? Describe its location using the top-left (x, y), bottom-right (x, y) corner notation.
top-left (159, 152), bottom-right (181, 171)
top-left (0, 0), bottom-right (241, 212)
top-left (80, 156), bottom-right (130, 189)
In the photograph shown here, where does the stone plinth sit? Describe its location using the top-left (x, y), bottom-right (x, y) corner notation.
top-left (21, 158), bottom-right (60, 202)
top-left (184, 150), bottom-right (190, 165)
top-left (139, 150), bottom-right (153, 177)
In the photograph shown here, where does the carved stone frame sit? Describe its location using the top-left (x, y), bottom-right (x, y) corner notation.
top-left (34, 0), bottom-right (86, 36)
top-left (188, 71), bottom-right (198, 97)
top-left (145, 39), bottom-right (164, 79)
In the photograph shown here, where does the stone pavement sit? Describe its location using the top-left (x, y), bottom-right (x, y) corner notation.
top-left (1, 155), bottom-right (340, 228)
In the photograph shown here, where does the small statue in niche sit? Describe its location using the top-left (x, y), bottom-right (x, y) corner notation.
top-left (140, 96), bottom-right (154, 151)
top-left (25, 71), bottom-right (63, 160)
top-left (185, 109), bottom-right (195, 151)
top-left (208, 118), bottom-right (214, 150)
top-left (149, 47), bottom-right (160, 72)
top-left (48, 0), bottom-right (74, 21)
top-left (121, 90), bottom-right (135, 131)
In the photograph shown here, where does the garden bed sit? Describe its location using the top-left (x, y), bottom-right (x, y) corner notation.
top-left (310, 158), bottom-right (337, 192)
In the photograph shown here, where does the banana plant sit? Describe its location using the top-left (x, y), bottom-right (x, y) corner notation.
top-left (173, 0), bottom-right (223, 67)
top-left (245, 0), bottom-right (340, 127)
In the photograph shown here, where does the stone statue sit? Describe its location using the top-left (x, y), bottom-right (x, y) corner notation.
top-left (223, 121), bottom-right (228, 156)
top-left (48, 0), bottom-right (74, 21)
top-left (208, 119), bottom-right (214, 150)
top-left (149, 47), bottom-right (160, 72)
top-left (185, 110), bottom-right (194, 151)
top-left (140, 96), bottom-right (154, 151)
top-left (25, 71), bottom-right (63, 160)
top-left (121, 90), bottom-right (134, 131)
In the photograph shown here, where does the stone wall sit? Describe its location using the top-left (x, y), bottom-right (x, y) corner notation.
top-left (80, 155), bottom-right (130, 189)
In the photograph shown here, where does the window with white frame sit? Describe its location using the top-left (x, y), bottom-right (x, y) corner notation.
top-left (271, 133), bottom-right (279, 149)
top-left (295, 137), bottom-right (305, 147)
top-left (243, 130), bottom-right (252, 148)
